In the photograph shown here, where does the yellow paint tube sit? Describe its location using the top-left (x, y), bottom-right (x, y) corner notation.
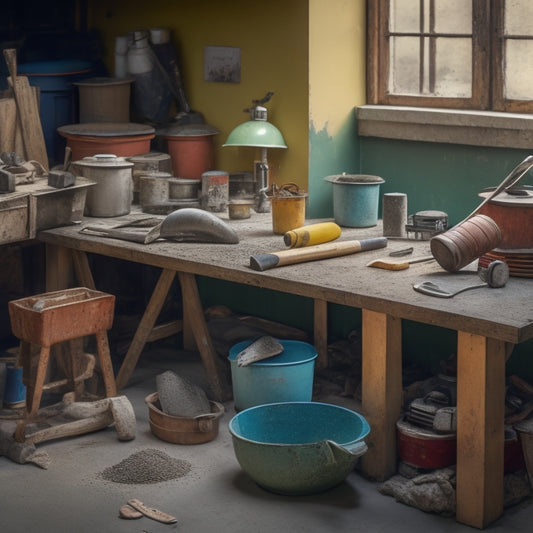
top-left (283, 222), bottom-right (342, 248)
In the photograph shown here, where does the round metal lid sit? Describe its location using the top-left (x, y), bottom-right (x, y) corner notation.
top-left (479, 185), bottom-right (533, 207)
top-left (57, 122), bottom-right (155, 137)
top-left (162, 123), bottom-right (219, 137)
top-left (324, 173), bottom-right (385, 184)
top-left (72, 154), bottom-right (134, 168)
top-left (74, 76), bottom-right (135, 87)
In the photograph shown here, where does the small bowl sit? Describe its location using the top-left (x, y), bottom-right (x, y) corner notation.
top-left (145, 392), bottom-right (224, 444)
top-left (228, 200), bottom-right (254, 219)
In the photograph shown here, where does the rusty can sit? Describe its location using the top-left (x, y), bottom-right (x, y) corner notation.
top-left (430, 214), bottom-right (502, 272)
top-left (201, 170), bottom-right (229, 212)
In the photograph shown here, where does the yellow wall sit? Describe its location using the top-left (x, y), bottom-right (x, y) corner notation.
top-left (309, 0), bottom-right (366, 133)
top-left (307, 0), bottom-right (366, 216)
top-left (88, 0), bottom-right (309, 189)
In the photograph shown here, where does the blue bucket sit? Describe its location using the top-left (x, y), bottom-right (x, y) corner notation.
top-left (228, 340), bottom-right (318, 411)
top-left (3, 364), bottom-right (26, 408)
top-left (324, 174), bottom-right (385, 227)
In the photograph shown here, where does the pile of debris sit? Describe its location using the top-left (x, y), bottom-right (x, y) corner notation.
top-left (380, 356), bottom-right (533, 516)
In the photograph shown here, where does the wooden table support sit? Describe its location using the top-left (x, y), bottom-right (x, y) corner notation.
top-left (360, 309), bottom-right (403, 480)
top-left (456, 332), bottom-right (506, 528)
top-left (313, 298), bottom-right (328, 369)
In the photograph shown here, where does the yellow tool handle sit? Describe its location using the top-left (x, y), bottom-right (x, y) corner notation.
top-left (284, 222), bottom-right (342, 248)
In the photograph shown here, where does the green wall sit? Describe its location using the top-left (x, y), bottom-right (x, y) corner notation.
top-left (360, 137), bottom-right (532, 225)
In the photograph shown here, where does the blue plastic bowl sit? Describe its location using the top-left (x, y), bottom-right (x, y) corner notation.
top-left (228, 339), bottom-right (318, 411)
top-left (229, 401), bottom-right (370, 495)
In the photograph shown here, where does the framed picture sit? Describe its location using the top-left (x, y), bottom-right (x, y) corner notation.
top-left (204, 46), bottom-right (241, 83)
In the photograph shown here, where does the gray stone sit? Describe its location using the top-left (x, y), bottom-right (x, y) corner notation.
top-left (156, 370), bottom-right (210, 417)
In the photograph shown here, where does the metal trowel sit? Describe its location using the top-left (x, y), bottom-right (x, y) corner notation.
top-left (236, 336), bottom-right (284, 367)
top-left (80, 208), bottom-right (239, 244)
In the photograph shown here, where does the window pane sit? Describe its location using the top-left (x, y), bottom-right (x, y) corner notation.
top-left (389, 36), bottom-right (471, 97)
top-left (390, 0), bottom-right (421, 33)
top-left (505, 40), bottom-right (533, 100)
top-left (389, 36), bottom-right (421, 94)
top-left (505, 0), bottom-right (533, 35)
top-left (435, 38), bottom-right (471, 97)
top-left (434, 0), bottom-right (471, 34)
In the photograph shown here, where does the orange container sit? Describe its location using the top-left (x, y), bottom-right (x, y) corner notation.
top-left (57, 122), bottom-right (155, 161)
top-left (163, 123), bottom-right (219, 179)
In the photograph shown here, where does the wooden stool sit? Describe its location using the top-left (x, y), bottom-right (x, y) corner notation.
top-left (8, 287), bottom-right (117, 416)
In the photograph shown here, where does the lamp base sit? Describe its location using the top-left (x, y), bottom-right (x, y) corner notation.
top-left (255, 192), bottom-right (271, 213)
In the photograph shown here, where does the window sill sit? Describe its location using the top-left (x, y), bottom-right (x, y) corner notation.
top-left (357, 105), bottom-right (533, 149)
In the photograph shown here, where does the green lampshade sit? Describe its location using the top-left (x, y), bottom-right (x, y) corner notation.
top-left (223, 120), bottom-right (287, 149)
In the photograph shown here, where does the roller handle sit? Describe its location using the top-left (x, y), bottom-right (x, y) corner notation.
top-left (250, 237), bottom-right (387, 271)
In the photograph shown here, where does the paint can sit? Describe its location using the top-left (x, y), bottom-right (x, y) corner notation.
top-left (382, 192), bottom-right (407, 237)
top-left (430, 214), bottom-right (502, 272)
top-left (201, 170), bottom-right (229, 212)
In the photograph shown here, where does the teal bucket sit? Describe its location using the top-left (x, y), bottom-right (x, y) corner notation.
top-left (324, 174), bottom-right (385, 227)
top-left (228, 339), bottom-right (318, 411)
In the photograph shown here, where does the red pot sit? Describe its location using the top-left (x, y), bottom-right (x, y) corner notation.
top-left (478, 186), bottom-right (533, 250)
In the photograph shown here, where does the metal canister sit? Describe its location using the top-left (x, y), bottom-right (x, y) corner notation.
top-left (72, 154), bottom-right (134, 217)
top-left (127, 152), bottom-right (172, 203)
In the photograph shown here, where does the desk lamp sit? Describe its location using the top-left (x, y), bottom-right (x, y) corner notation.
top-left (223, 92), bottom-right (287, 212)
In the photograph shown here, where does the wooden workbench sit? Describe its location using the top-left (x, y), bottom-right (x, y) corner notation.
top-left (38, 211), bottom-right (533, 529)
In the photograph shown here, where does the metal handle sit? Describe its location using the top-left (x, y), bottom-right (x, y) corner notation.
top-left (458, 155), bottom-right (533, 226)
top-left (413, 281), bottom-right (488, 298)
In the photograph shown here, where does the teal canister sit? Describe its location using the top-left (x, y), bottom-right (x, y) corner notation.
top-left (324, 173), bottom-right (385, 227)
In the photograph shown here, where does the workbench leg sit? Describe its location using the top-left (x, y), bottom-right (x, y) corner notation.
top-left (115, 268), bottom-right (176, 390)
top-left (456, 332), bottom-right (505, 529)
top-left (45, 244), bottom-right (74, 291)
top-left (178, 272), bottom-right (232, 402)
top-left (314, 299), bottom-right (328, 369)
top-left (360, 309), bottom-right (402, 481)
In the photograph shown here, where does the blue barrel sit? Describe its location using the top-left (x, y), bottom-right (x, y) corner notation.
top-left (17, 60), bottom-right (95, 166)
top-left (228, 339), bottom-right (318, 411)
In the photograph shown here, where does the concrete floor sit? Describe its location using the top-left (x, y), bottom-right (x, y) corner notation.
top-left (2, 347), bottom-right (533, 533)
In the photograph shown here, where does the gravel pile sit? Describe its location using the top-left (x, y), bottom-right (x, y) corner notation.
top-left (100, 448), bottom-right (191, 484)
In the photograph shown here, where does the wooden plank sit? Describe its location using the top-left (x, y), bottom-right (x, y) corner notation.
top-left (313, 298), bottom-right (328, 369)
top-left (360, 309), bottom-right (402, 480)
top-left (115, 268), bottom-right (176, 390)
top-left (178, 271), bottom-right (232, 402)
top-left (0, 97), bottom-right (17, 153)
top-left (456, 332), bottom-right (505, 528)
top-left (3, 49), bottom-right (49, 169)
top-left (147, 320), bottom-right (183, 342)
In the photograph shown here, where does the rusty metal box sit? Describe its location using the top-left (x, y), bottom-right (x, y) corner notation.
top-left (8, 287), bottom-right (115, 347)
